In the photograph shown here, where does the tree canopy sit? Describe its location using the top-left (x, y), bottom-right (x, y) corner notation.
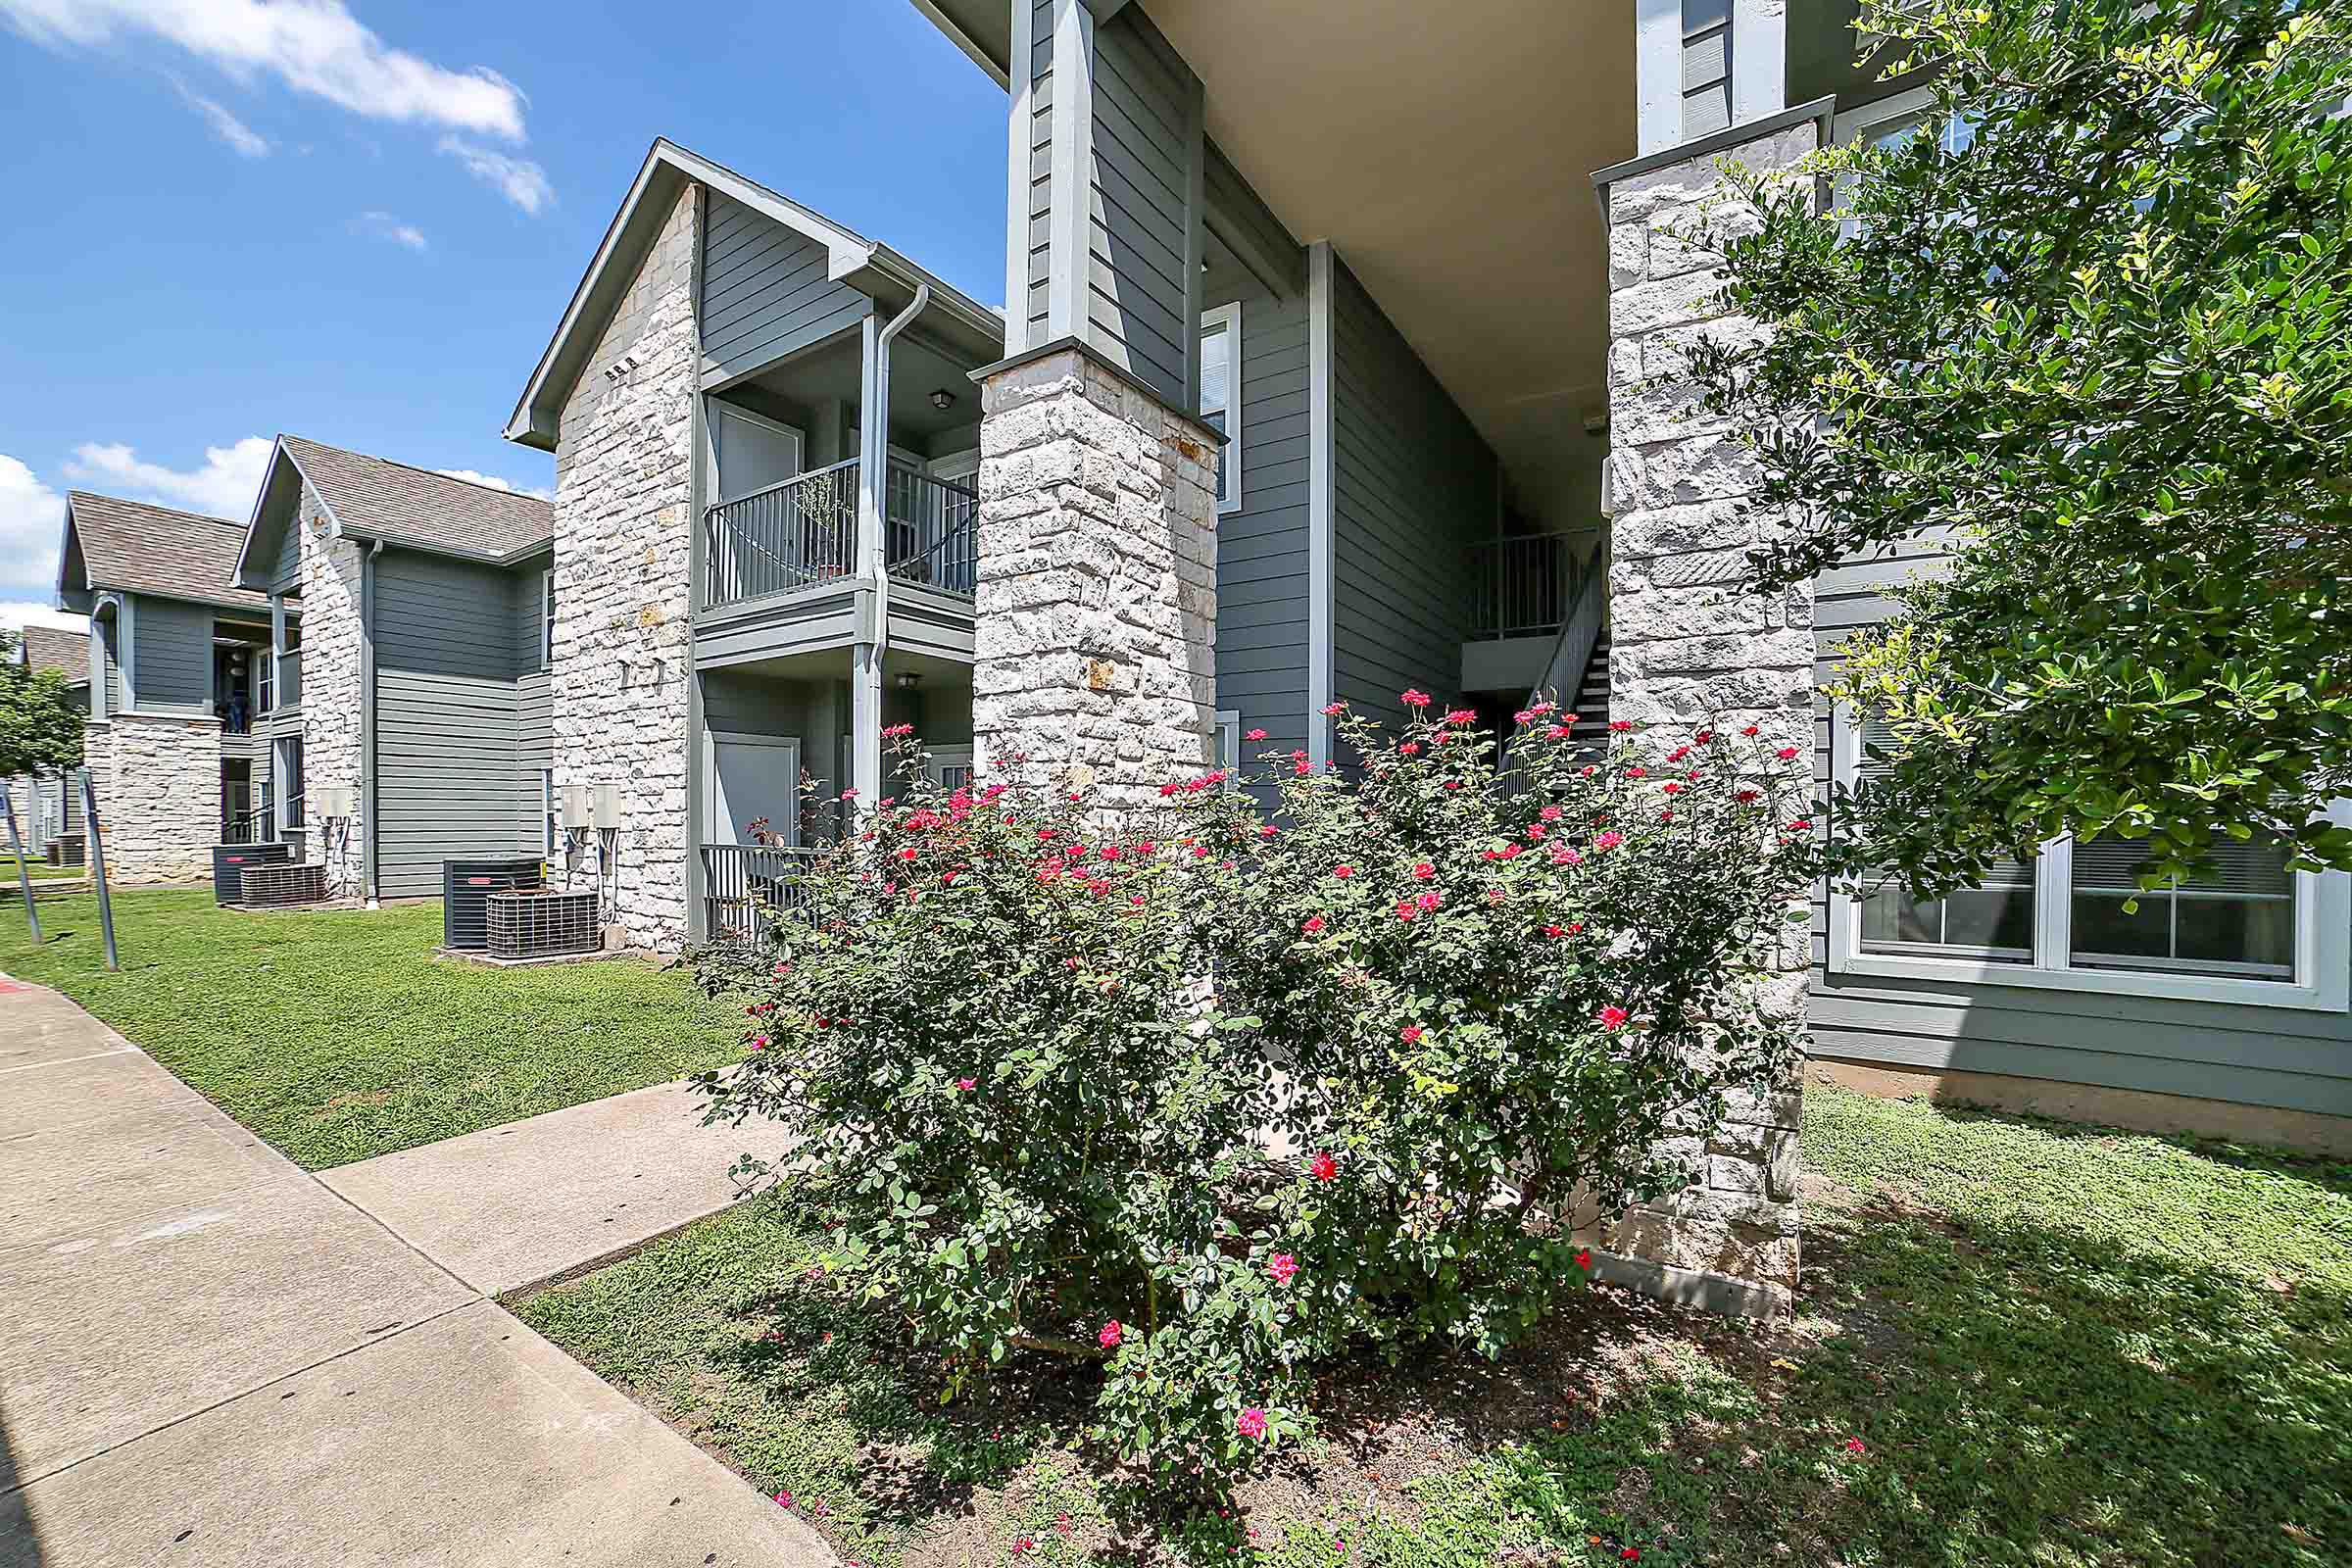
top-left (1690, 0), bottom-right (2352, 891)
top-left (0, 630), bottom-right (86, 780)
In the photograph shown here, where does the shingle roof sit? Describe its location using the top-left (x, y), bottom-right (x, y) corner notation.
top-left (66, 492), bottom-right (268, 610)
top-left (281, 435), bottom-right (552, 561)
top-left (17, 625), bottom-right (87, 682)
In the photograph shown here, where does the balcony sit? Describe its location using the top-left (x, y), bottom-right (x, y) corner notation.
top-left (701, 843), bottom-right (820, 944)
top-left (703, 461), bottom-right (977, 614)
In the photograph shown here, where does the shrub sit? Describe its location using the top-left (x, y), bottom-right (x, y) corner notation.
top-left (692, 705), bottom-right (1815, 1490)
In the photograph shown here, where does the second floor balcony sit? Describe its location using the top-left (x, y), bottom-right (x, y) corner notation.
top-left (702, 459), bottom-right (977, 612)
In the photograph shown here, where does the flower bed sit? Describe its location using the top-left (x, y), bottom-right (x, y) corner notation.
top-left (691, 702), bottom-right (1817, 1490)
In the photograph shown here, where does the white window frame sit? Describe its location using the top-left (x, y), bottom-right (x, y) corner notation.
top-left (1215, 709), bottom-right (1241, 785)
top-left (1825, 710), bottom-right (2351, 1011)
top-left (1200, 301), bottom-right (1243, 516)
top-left (540, 568), bottom-right (556, 669)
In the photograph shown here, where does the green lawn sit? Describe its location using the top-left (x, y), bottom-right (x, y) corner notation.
top-left (0, 888), bottom-right (741, 1169)
top-left (1, 853), bottom-right (83, 881)
top-left (515, 1087), bottom-right (2352, 1568)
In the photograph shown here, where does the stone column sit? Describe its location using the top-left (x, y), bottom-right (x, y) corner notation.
top-left (300, 488), bottom-right (368, 900)
top-left (549, 184), bottom-right (698, 954)
top-left (973, 344), bottom-right (1219, 808)
top-left (94, 714), bottom-right (220, 883)
top-left (1592, 115), bottom-right (1821, 1317)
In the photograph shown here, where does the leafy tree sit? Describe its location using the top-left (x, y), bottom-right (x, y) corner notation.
top-left (1688, 0), bottom-right (2352, 891)
top-left (692, 711), bottom-right (1814, 1490)
top-left (0, 629), bottom-right (84, 782)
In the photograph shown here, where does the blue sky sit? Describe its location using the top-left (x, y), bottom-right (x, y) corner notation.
top-left (0, 0), bottom-right (1005, 624)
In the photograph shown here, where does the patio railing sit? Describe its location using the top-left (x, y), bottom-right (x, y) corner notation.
top-left (702, 843), bottom-right (823, 944)
top-left (1467, 533), bottom-right (1589, 641)
top-left (704, 461), bottom-right (860, 609)
top-left (704, 461), bottom-right (979, 612)
top-left (885, 466), bottom-right (979, 599)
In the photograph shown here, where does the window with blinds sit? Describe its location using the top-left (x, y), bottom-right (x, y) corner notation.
top-left (1682, 0), bottom-right (1732, 141)
top-left (2071, 837), bottom-right (2295, 981)
top-left (1853, 716), bottom-right (2036, 961)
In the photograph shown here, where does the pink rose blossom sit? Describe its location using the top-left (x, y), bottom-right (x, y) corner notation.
top-left (1268, 1253), bottom-right (1298, 1285)
top-left (1400, 689), bottom-right (1432, 708)
top-left (1311, 1151), bottom-right (1339, 1182)
top-left (956, 1077), bottom-right (977, 1091)
top-left (1411, 860), bottom-right (1436, 879)
top-left (1400, 1024), bottom-right (1424, 1043)
top-left (1594, 831), bottom-right (1624, 851)
top-left (1301, 914), bottom-right (1327, 935)
top-left (1237, 1406), bottom-right (1269, 1440)
top-left (1598, 1004), bottom-right (1629, 1031)
top-left (1099, 1319), bottom-right (1123, 1348)
top-left (1246, 728), bottom-right (1268, 741)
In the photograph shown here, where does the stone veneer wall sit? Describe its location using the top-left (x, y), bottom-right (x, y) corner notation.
top-left (300, 479), bottom-right (368, 899)
top-left (1592, 118), bottom-right (1821, 1316)
top-left (548, 184), bottom-right (698, 952)
top-left (973, 346), bottom-right (1219, 808)
top-left (85, 713), bottom-right (219, 883)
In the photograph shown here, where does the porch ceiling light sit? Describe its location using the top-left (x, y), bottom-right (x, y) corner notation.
top-left (928, 388), bottom-right (956, 411)
top-left (895, 670), bottom-right (920, 691)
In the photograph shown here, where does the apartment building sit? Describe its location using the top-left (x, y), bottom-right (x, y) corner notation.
top-left (54, 493), bottom-right (283, 882)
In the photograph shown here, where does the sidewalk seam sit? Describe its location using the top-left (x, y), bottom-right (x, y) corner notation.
top-left (0, 1298), bottom-right (481, 1499)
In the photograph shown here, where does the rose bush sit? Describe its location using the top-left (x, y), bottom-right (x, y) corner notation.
top-left (692, 704), bottom-right (1816, 1489)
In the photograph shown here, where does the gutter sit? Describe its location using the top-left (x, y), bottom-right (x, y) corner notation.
top-left (870, 282), bottom-right (931, 661)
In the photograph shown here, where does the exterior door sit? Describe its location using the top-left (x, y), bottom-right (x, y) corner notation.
top-left (708, 734), bottom-right (801, 848)
top-left (707, 402), bottom-right (806, 599)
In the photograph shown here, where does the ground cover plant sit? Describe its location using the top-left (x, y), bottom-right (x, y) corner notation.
top-left (690, 706), bottom-right (1817, 1488)
top-left (518, 1083), bottom-right (2352, 1567)
top-left (0, 888), bottom-right (739, 1167)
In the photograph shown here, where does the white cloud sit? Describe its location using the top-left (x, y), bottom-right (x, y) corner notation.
top-left (433, 468), bottom-right (552, 501)
top-left (437, 136), bottom-right (552, 215)
top-left (0, 602), bottom-right (88, 634)
top-left (0, 0), bottom-right (527, 138)
top-left (354, 209), bottom-right (426, 251)
top-left (0, 455), bottom-right (67, 600)
top-left (173, 77), bottom-right (270, 156)
top-left (64, 436), bottom-right (273, 521)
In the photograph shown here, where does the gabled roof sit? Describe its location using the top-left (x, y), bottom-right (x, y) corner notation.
top-left (61, 492), bottom-right (268, 612)
top-left (505, 137), bottom-right (1004, 453)
top-left (14, 625), bottom-right (88, 685)
top-left (237, 435), bottom-right (554, 587)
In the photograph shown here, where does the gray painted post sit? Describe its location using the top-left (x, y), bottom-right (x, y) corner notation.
top-left (3, 787), bottom-right (39, 943)
top-left (78, 767), bottom-right (118, 971)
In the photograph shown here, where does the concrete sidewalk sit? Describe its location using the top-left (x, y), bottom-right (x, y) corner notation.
top-left (0, 981), bottom-right (824, 1568)
top-left (320, 1079), bottom-right (780, 1296)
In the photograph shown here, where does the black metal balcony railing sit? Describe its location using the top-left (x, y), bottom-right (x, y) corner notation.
top-left (886, 466), bottom-right (979, 600)
top-left (705, 461), bottom-right (860, 609)
top-left (702, 843), bottom-right (823, 944)
top-left (1468, 534), bottom-right (1589, 641)
top-left (703, 461), bottom-right (979, 612)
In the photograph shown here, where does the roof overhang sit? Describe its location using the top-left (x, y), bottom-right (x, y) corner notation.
top-left (908, 0), bottom-right (1636, 530)
top-left (506, 138), bottom-right (1003, 454)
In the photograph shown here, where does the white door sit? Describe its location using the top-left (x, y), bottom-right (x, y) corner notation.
top-left (708, 403), bottom-right (806, 598)
top-left (709, 734), bottom-right (801, 848)
top-left (928, 744), bottom-right (975, 793)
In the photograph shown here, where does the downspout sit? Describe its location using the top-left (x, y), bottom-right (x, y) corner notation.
top-left (870, 282), bottom-right (931, 662)
top-left (361, 538), bottom-right (384, 907)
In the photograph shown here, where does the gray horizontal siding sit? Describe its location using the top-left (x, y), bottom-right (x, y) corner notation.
top-left (1328, 259), bottom-right (1494, 737)
top-left (371, 551), bottom-right (533, 898)
top-left (270, 510), bottom-right (302, 594)
top-left (1086, 8), bottom-right (1192, 405)
top-left (1808, 545), bottom-right (2352, 1115)
top-left (130, 595), bottom-right (213, 714)
top-left (701, 191), bottom-right (872, 383)
top-left (1204, 139), bottom-right (1306, 297)
top-left (1026, 0), bottom-right (1054, 347)
top-left (1209, 264), bottom-right (1311, 772)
